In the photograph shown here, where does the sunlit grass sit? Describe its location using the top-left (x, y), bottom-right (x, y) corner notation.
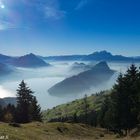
top-left (0, 122), bottom-right (139, 140)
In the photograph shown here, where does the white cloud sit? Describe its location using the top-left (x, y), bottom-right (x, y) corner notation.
top-left (0, 85), bottom-right (14, 98)
top-left (75, 0), bottom-right (88, 10)
top-left (45, 6), bottom-right (66, 20)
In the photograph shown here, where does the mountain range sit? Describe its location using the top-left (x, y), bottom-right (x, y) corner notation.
top-left (48, 61), bottom-right (115, 95)
top-left (0, 51), bottom-right (140, 64)
top-left (43, 50), bottom-right (140, 62)
top-left (0, 50), bottom-right (139, 75)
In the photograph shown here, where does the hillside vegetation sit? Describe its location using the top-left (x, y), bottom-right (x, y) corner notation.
top-left (43, 91), bottom-right (108, 122)
top-left (44, 64), bottom-right (140, 136)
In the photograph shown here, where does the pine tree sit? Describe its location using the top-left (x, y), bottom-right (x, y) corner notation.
top-left (98, 95), bottom-right (110, 128)
top-left (124, 64), bottom-right (140, 131)
top-left (73, 112), bottom-right (78, 123)
top-left (83, 94), bottom-right (89, 123)
top-left (107, 65), bottom-right (140, 134)
top-left (0, 105), bottom-right (3, 121)
top-left (30, 97), bottom-right (42, 122)
top-left (16, 80), bottom-right (42, 123)
top-left (16, 80), bottom-right (34, 123)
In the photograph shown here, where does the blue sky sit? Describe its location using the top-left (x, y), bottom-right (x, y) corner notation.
top-left (0, 0), bottom-right (140, 56)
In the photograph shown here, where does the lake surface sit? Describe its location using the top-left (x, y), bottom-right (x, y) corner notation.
top-left (0, 61), bottom-right (140, 110)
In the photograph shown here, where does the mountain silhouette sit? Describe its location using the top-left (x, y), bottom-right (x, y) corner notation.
top-left (43, 50), bottom-right (140, 62)
top-left (0, 54), bottom-right (13, 62)
top-left (83, 50), bottom-right (135, 61)
top-left (48, 61), bottom-right (115, 95)
top-left (8, 53), bottom-right (50, 68)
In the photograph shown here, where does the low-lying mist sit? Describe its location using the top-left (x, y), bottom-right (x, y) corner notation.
top-left (0, 61), bottom-right (140, 109)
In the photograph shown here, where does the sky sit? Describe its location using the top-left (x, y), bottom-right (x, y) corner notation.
top-left (0, 0), bottom-right (140, 56)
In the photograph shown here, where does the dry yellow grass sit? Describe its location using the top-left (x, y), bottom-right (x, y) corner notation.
top-left (0, 122), bottom-right (139, 140)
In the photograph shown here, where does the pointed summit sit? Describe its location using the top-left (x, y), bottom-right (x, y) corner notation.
top-left (93, 61), bottom-right (110, 70)
top-left (48, 61), bottom-right (115, 95)
top-left (83, 50), bottom-right (131, 61)
top-left (8, 53), bottom-right (50, 68)
top-left (92, 50), bottom-right (112, 56)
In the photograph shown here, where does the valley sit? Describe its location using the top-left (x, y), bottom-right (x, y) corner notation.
top-left (0, 51), bottom-right (140, 109)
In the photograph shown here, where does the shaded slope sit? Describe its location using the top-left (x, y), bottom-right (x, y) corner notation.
top-left (0, 54), bottom-right (13, 62)
top-left (48, 62), bottom-right (115, 95)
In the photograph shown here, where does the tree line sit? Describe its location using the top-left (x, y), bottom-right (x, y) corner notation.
top-left (0, 80), bottom-right (42, 123)
top-left (98, 64), bottom-right (140, 134)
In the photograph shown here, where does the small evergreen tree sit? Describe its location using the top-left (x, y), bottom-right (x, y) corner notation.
top-left (98, 95), bottom-right (110, 128)
top-left (83, 94), bottom-right (89, 123)
top-left (16, 80), bottom-right (33, 123)
top-left (0, 105), bottom-right (3, 121)
top-left (16, 80), bottom-right (42, 123)
top-left (73, 112), bottom-right (78, 123)
top-left (30, 97), bottom-right (42, 122)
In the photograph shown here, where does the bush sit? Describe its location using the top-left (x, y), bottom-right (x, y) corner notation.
top-left (9, 123), bottom-right (21, 127)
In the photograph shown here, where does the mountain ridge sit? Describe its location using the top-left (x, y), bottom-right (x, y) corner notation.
top-left (42, 50), bottom-right (140, 62)
top-left (48, 61), bottom-right (115, 95)
top-left (0, 51), bottom-right (140, 62)
top-left (7, 53), bottom-right (50, 68)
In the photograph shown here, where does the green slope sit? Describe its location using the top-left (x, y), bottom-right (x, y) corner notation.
top-left (43, 91), bottom-right (110, 122)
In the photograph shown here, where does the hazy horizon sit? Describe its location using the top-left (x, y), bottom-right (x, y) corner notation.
top-left (1, 50), bottom-right (140, 58)
top-left (0, 60), bottom-right (140, 109)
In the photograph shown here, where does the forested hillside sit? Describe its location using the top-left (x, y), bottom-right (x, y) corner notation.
top-left (44, 64), bottom-right (140, 136)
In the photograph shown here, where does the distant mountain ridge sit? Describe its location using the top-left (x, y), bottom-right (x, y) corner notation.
top-left (83, 51), bottom-right (134, 61)
top-left (0, 54), bottom-right (13, 62)
top-left (48, 61), bottom-right (115, 95)
top-left (42, 55), bottom-right (85, 61)
top-left (7, 53), bottom-right (50, 68)
top-left (43, 51), bottom-right (140, 62)
top-left (70, 62), bottom-right (90, 72)
top-left (0, 51), bottom-right (140, 63)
